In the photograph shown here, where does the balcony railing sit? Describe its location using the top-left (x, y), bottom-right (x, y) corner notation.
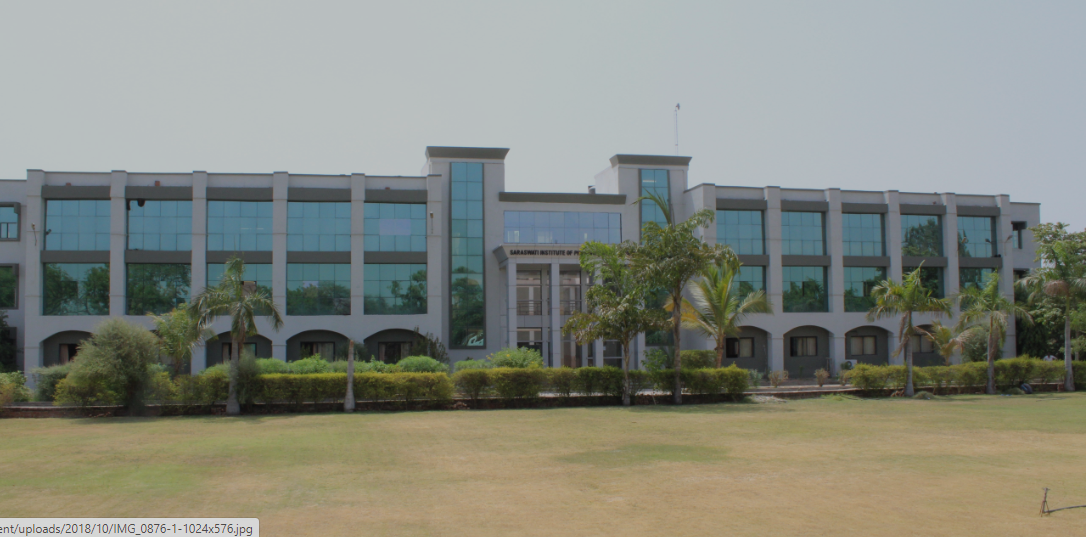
top-left (560, 300), bottom-right (581, 315)
top-left (517, 301), bottom-right (543, 315)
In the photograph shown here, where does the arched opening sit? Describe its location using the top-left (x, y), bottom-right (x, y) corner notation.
top-left (206, 332), bottom-right (273, 367)
top-left (286, 330), bottom-right (350, 362)
top-left (909, 324), bottom-right (945, 367)
top-left (42, 331), bottom-right (93, 367)
top-left (364, 329), bottom-right (423, 364)
top-left (783, 326), bottom-right (831, 378)
top-left (845, 326), bottom-right (891, 366)
top-left (726, 326), bottom-right (769, 372)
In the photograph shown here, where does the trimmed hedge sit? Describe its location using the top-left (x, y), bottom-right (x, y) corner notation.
top-left (845, 358), bottom-right (1077, 394)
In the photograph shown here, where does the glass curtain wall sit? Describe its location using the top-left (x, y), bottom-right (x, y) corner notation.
top-left (43, 263), bottom-right (110, 315)
top-left (957, 216), bottom-right (995, 258)
top-left (207, 201), bottom-right (273, 251)
top-left (364, 203), bottom-right (427, 252)
top-left (716, 210), bottom-right (764, 254)
top-left (901, 215), bottom-right (942, 257)
top-left (363, 264), bottom-right (427, 315)
top-left (45, 200), bottom-right (110, 251)
top-left (782, 266), bottom-right (828, 312)
top-left (0, 266), bottom-right (14, 308)
top-left (126, 264), bottom-right (191, 315)
top-left (503, 211), bottom-right (620, 245)
top-left (781, 212), bottom-right (825, 255)
top-left (639, 169), bottom-right (670, 231)
top-left (842, 213), bottom-right (884, 256)
top-left (843, 267), bottom-right (886, 312)
top-left (0, 206), bottom-right (18, 239)
top-left (450, 162), bottom-right (485, 347)
top-left (288, 202), bottom-right (351, 252)
top-left (959, 267), bottom-right (994, 290)
top-left (286, 264), bottom-right (351, 315)
top-left (127, 200), bottom-right (192, 251)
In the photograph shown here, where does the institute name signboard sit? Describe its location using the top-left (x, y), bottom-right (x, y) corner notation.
top-left (508, 249), bottom-right (580, 256)
top-left (493, 244), bottom-right (583, 262)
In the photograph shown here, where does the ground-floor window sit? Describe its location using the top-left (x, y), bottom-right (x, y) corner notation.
top-left (725, 337), bottom-right (754, 358)
top-left (43, 263), bottom-right (110, 316)
top-left (222, 342), bottom-right (259, 362)
top-left (790, 336), bottom-right (818, 357)
top-left (517, 329), bottom-right (542, 353)
top-left (849, 336), bottom-right (877, 356)
top-left (287, 263), bottom-right (350, 315)
top-left (300, 341), bottom-right (334, 360)
top-left (910, 334), bottom-right (936, 353)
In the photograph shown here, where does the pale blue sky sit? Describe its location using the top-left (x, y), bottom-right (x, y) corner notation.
top-left (0, 1), bottom-right (1083, 226)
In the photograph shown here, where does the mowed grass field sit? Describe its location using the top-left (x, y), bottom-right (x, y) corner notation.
top-left (1, 394), bottom-right (1084, 536)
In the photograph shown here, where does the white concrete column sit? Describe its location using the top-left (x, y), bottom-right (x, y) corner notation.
top-left (886, 191), bottom-right (903, 281)
top-left (888, 333), bottom-right (902, 365)
top-left (997, 194), bottom-right (1016, 357)
top-left (768, 332), bottom-right (784, 372)
top-left (827, 188), bottom-right (844, 314)
top-left (507, 259), bottom-right (518, 348)
top-left (942, 193), bottom-right (959, 296)
top-left (190, 172), bottom-right (208, 373)
top-left (830, 334), bottom-right (846, 374)
top-left (550, 262), bottom-right (561, 367)
top-left (22, 170), bottom-right (44, 379)
top-left (594, 339), bottom-right (604, 367)
top-left (350, 174), bottom-right (366, 319)
top-left (636, 332), bottom-right (646, 370)
top-left (765, 187), bottom-right (783, 314)
top-left (271, 172), bottom-right (289, 361)
top-left (425, 173), bottom-right (445, 343)
top-left (109, 170), bottom-right (127, 316)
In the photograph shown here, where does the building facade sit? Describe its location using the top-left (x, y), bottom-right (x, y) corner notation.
top-left (0, 147), bottom-right (1041, 381)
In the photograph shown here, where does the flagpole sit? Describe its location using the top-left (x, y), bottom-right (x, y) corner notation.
top-left (674, 103), bottom-right (680, 155)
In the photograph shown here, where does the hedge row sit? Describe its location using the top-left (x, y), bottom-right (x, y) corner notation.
top-left (845, 358), bottom-right (1086, 393)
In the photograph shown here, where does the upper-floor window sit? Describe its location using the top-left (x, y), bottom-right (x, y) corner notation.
top-left (363, 263), bottom-right (427, 315)
top-left (45, 200), bottom-right (110, 251)
top-left (843, 267), bottom-right (886, 312)
top-left (909, 266), bottom-right (944, 298)
top-left (0, 266), bottom-right (15, 309)
top-left (0, 206), bottom-right (18, 239)
top-left (842, 213), bottom-right (885, 256)
top-left (1012, 222), bottom-right (1027, 249)
top-left (286, 263), bottom-right (350, 316)
top-left (207, 262), bottom-right (272, 296)
top-left (365, 203), bottom-right (426, 252)
top-left (639, 169), bottom-right (670, 229)
top-left (901, 215), bottom-right (942, 257)
top-left (734, 266), bottom-right (766, 294)
top-left (503, 211), bottom-right (621, 245)
top-left (783, 266), bottom-right (828, 312)
top-left (126, 264), bottom-right (191, 315)
top-left (450, 162), bottom-right (486, 348)
top-left (957, 216), bottom-right (995, 258)
top-left (43, 263), bottom-right (109, 316)
top-left (288, 202), bottom-right (350, 252)
top-left (959, 267), bottom-right (994, 290)
top-left (781, 212), bottom-right (825, 256)
top-left (207, 201), bottom-right (273, 251)
top-left (716, 210), bottom-right (764, 255)
top-left (127, 200), bottom-right (192, 251)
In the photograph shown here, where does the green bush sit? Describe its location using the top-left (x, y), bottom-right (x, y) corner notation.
top-left (393, 372), bottom-right (453, 404)
top-left (846, 364), bottom-right (892, 392)
top-left (994, 357), bottom-right (1039, 388)
top-left (679, 350), bottom-right (717, 369)
top-left (488, 347), bottom-right (544, 369)
top-left (642, 348), bottom-right (670, 371)
top-left (952, 362), bottom-right (988, 390)
top-left (682, 366), bottom-right (749, 395)
top-left (1036, 360), bottom-right (1066, 385)
top-left (202, 363), bottom-right (230, 377)
top-left (353, 372), bottom-right (398, 401)
top-left (289, 356), bottom-right (331, 375)
top-left (452, 369), bottom-right (491, 405)
top-left (63, 318), bottom-right (161, 413)
top-left (454, 359), bottom-right (492, 371)
top-left (255, 358), bottom-right (290, 375)
top-left (356, 360), bottom-right (397, 374)
top-left (174, 374), bottom-right (228, 406)
top-left (1071, 361), bottom-right (1085, 390)
top-left (396, 355), bottom-right (447, 373)
top-left (54, 376), bottom-right (117, 406)
top-left (548, 367), bottom-right (578, 398)
top-left (0, 372), bottom-right (31, 404)
top-left (490, 367), bottom-right (546, 400)
top-left (144, 371), bottom-right (176, 402)
top-left (261, 373), bottom-right (344, 407)
top-left (574, 366), bottom-right (609, 395)
top-left (33, 364), bottom-right (71, 402)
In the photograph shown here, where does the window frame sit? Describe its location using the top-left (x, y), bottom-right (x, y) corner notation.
top-left (790, 336), bottom-right (818, 357)
top-left (0, 203), bottom-right (20, 241)
top-left (0, 264), bottom-right (17, 309)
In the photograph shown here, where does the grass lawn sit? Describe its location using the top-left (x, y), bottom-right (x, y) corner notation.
top-left (1, 393), bottom-right (1084, 536)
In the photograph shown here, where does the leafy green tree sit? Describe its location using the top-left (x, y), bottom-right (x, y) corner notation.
top-left (631, 192), bottom-right (733, 404)
top-left (62, 318), bottom-right (161, 414)
top-left (674, 259), bottom-right (772, 368)
top-left (1017, 222), bottom-right (1085, 391)
top-left (866, 267), bottom-right (952, 396)
top-left (148, 303), bottom-right (214, 377)
top-left (957, 272), bottom-right (1032, 394)
top-left (191, 257), bottom-right (284, 415)
top-left (563, 241), bottom-right (669, 406)
top-left (918, 319), bottom-right (968, 366)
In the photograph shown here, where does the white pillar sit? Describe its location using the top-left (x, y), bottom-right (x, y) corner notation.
top-left (507, 259), bottom-right (518, 349)
top-left (830, 334), bottom-right (846, 373)
top-left (23, 170), bottom-right (44, 379)
top-left (827, 188), bottom-right (844, 314)
top-left (190, 171), bottom-right (208, 373)
top-left (550, 262), bottom-right (561, 368)
top-left (636, 332), bottom-right (646, 370)
top-left (888, 333), bottom-right (902, 365)
top-left (886, 191), bottom-right (903, 282)
top-left (109, 170), bottom-right (127, 316)
top-left (997, 195), bottom-right (1017, 357)
top-left (765, 187), bottom-right (783, 314)
top-left (942, 193), bottom-right (960, 296)
top-left (768, 333), bottom-right (784, 372)
top-left (350, 174), bottom-right (367, 321)
top-left (594, 339), bottom-right (604, 367)
top-left (271, 172), bottom-right (289, 361)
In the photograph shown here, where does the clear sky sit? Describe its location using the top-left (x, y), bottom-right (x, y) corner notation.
top-left (1, 1), bottom-right (1083, 227)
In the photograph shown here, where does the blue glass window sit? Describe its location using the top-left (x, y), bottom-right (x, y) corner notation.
top-left (450, 162), bottom-right (485, 347)
top-left (364, 264), bottom-right (427, 315)
top-left (207, 201), bottom-right (273, 251)
top-left (717, 210), bottom-right (764, 255)
top-left (503, 211), bottom-right (621, 244)
top-left (734, 266), bottom-right (765, 294)
top-left (783, 266), bottom-right (828, 312)
top-left (842, 213), bottom-right (884, 257)
top-left (365, 203), bottom-right (426, 252)
top-left (960, 267), bottom-right (994, 290)
top-left (286, 263), bottom-right (350, 315)
top-left (901, 215), bottom-right (942, 257)
top-left (287, 202), bottom-right (351, 252)
top-left (0, 266), bottom-right (14, 308)
top-left (781, 212), bottom-right (825, 256)
top-left (907, 266), bottom-right (944, 298)
top-left (844, 267), bottom-right (886, 312)
top-left (640, 169), bottom-right (670, 230)
top-left (127, 200), bottom-right (192, 251)
top-left (207, 263), bottom-right (272, 295)
top-left (44, 200), bottom-right (110, 251)
top-left (957, 216), bottom-right (995, 258)
top-left (0, 206), bottom-right (18, 239)
top-left (43, 263), bottom-right (110, 316)
top-left (126, 264), bottom-right (191, 315)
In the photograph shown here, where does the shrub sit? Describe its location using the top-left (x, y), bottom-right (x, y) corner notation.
top-left (599, 366), bottom-right (629, 398)
top-left (548, 367), bottom-right (577, 398)
top-left (749, 369), bottom-right (763, 387)
top-left (720, 365), bottom-right (749, 395)
top-left (994, 357), bottom-right (1038, 388)
top-left (454, 359), bottom-right (492, 372)
top-left (255, 358), bottom-right (290, 375)
top-left (64, 318), bottom-right (161, 413)
top-left (174, 374), bottom-right (227, 406)
top-left (356, 359), bottom-right (397, 374)
top-left (683, 366), bottom-right (749, 395)
top-left (453, 369), bottom-right (492, 405)
top-left (814, 368), bottom-right (830, 387)
top-left (921, 366), bottom-right (955, 394)
top-left (407, 329), bottom-right (449, 364)
top-left (1073, 361), bottom-right (1085, 390)
top-left (574, 366), bottom-right (609, 395)
top-left (1036, 360), bottom-right (1066, 385)
top-left (235, 353), bottom-right (263, 406)
top-left (952, 362), bottom-right (988, 390)
top-left (642, 348), bottom-right (671, 371)
top-left (393, 372), bottom-right (453, 404)
top-left (490, 367), bottom-right (546, 400)
top-left (289, 356), bottom-right (331, 375)
top-left (396, 355), bottom-right (447, 373)
top-left (54, 376), bottom-right (117, 407)
top-left (33, 364), bottom-right (71, 402)
top-left (767, 370), bottom-right (788, 388)
top-left (144, 370), bottom-right (176, 402)
top-left (845, 364), bottom-right (889, 392)
top-left (353, 372), bottom-right (398, 401)
top-left (261, 373), bottom-right (344, 407)
top-left (488, 347), bottom-right (544, 369)
top-left (0, 371), bottom-right (31, 406)
top-left (202, 363), bottom-right (230, 377)
top-left (679, 350), bottom-right (717, 369)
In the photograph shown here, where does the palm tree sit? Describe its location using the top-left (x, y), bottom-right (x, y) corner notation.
top-left (148, 303), bottom-right (214, 377)
top-left (919, 319), bottom-right (968, 367)
top-left (958, 272), bottom-right (1032, 394)
top-left (191, 257), bottom-right (284, 415)
top-left (866, 267), bottom-right (952, 396)
top-left (674, 259), bottom-right (772, 368)
top-left (1017, 223), bottom-right (1085, 392)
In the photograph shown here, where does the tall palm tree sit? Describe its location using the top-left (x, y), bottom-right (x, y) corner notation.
top-left (191, 257), bottom-right (284, 415)
top-left (866, 267), bottom-right (952, 396)
top-left (958, 273), bottom-right (1032, 394)
top-left (919, 319), bottom-right (968, 367)
top-left (675, 259), bottom-right (772, 368)
top-left (1017, 223), bottom-right (1085, 392)
top-left (148, 302), bottom-right (214, 377)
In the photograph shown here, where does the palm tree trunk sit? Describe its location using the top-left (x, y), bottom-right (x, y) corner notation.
top-left (226, 336), bottom-right (241, 415)
top-left (672, 291), bottom-right (683, 405)
top-left (344, 340), bottom-right (355, 412)
top-left (715, 338), bottom-right (724, 369)
top-left (904, 329), bottom-right (915, 397)
top-left (621, 341), bottom-right (631, 407)
top-left (986, 317), bottom-right (996, 395)
top-left (1063, 315), bottom-right (1074, 392)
